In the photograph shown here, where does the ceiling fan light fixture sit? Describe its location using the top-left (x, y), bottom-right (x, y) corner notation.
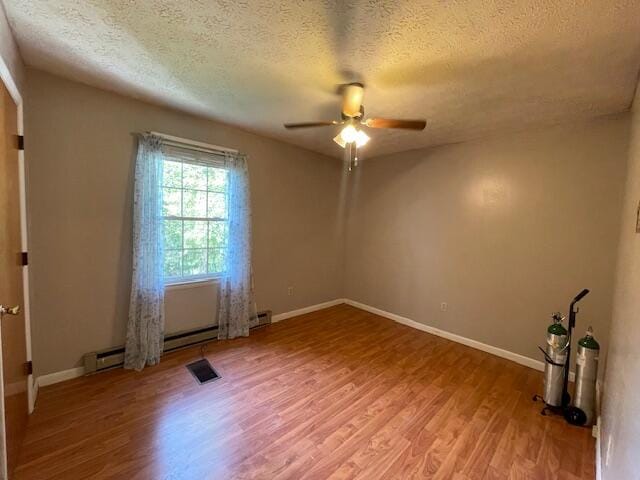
top-left (354, 129), bottom-right (370, 147)
top-left (333, 124), bottom-right (370, 148)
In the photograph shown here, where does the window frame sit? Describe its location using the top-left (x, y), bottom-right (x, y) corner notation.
top-left (161, 147), bottom-right (230, 286)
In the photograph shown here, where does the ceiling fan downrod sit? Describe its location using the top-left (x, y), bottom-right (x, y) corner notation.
top-left (346, 142), bottom-right (358, 171)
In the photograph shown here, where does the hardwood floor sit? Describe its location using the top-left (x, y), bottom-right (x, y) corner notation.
top-left (15, 304), bottom-right (595, 479)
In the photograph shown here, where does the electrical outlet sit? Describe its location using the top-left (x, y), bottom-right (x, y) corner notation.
top-left (440, 302), bottom-right (448, 312)
top-left (287, 286), bottom-right (294, 296)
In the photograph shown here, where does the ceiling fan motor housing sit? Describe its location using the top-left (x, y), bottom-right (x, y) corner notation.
top-left (341, 83), bottom-right (365, 118)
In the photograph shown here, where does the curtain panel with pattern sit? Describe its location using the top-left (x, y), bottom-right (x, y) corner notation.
top-left (125, 134), bottom-right (165, 370)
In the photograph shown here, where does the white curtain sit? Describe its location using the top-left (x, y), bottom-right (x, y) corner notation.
top-left (125, 134), bottom-right (165, 370)
top-left (218, 153), bottom-right (254, 339)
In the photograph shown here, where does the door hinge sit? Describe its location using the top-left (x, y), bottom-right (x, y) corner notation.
top-left (24, 361), bottom-right (32, 376)
top-left (17, 135), bottom-right (24, 151)
top-left (20, 251), bottom-right (28, 266)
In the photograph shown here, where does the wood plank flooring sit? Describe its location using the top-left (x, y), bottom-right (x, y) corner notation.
top-left (15, 304), bottom-right (595, 479)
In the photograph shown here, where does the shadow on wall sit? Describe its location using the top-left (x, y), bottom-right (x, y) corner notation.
top-left (112, 134), bottom-right (138, 347)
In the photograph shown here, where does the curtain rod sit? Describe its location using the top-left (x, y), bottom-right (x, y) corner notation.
top-left (148, 131), bottom-right (239, 154)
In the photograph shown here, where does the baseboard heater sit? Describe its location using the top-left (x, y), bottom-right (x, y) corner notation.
top-left (83, 310), bottom-right (272, 374)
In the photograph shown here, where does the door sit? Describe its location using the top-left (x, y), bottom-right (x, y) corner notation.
top-left (0, 77), bottom-right (28, 477)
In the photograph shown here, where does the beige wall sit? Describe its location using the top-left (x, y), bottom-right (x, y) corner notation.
top-left (0, 2), bottom-right (24, 95)
top-left (600, 86), bottom-right (640, 479)
top-left (25, 69), bottom-right (343, 377)
top-left (344, 115), bottom-right (629, 364)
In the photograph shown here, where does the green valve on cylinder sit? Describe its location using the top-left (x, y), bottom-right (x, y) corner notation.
top-left (548, 322), bottom-right (568, 336)
top-left (548, 312), bottom-right (567, 336)
top-left (578, 326), bottom-right (600, 350)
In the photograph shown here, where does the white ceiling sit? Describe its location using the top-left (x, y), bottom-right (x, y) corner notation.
top-left (5, 1), bottom-right (640, 158)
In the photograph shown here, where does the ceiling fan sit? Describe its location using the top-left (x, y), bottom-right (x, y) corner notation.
top-left (284, 83), bottom-right (426, 170)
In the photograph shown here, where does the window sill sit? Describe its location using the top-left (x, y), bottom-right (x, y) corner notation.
top-left (165, 277), bottom-right (221, 291)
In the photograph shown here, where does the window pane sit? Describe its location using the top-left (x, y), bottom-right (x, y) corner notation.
top-left (183, 249), bottom-right (207, 276)
top-left (163, 160), bottom-right (182, 188)
top-left (163, 187), bottom-right (182, 216)
top-left (183, 190), bottom-right (207, 217)
top-left (164, 220), bottom-right (183, 250)
top-left (184, 220), bottom-right (207, 249)
top-left (208, 221), bottom-right (227, 249)
top-left (164, 250), bottom-right (182, 278)
top-left (183, 163), bottom-right (207, 190)
top-left (161, 156), bottom-right (230, 283)
top-left (208, 192), bottom-right (227, 218)
top-left (208, 248), bottom-right (225, 273)
top-left (208, 168), bottom-right (228, 192)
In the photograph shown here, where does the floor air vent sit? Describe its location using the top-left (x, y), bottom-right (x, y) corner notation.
top-left (187, 359), bottom-right (220, 384)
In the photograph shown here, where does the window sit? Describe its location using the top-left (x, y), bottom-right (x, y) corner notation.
top-left (161, 145), bottom-right (229, 283)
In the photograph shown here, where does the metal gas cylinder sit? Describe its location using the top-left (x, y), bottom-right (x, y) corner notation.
top-left (573, 327), bottom-right (599, 426)
top-left (543, 312), bottom-right (568, 407)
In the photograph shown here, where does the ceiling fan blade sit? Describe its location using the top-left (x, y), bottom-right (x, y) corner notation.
top-left (341, 83), bottom-right (364, 118)
top-left (364, 118), bottom-right (426, 130)
top-left (284, 121), bottom-right (339, 129)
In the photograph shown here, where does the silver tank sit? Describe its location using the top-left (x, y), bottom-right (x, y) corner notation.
top-left (573, 327), bottom-right (600, 426)
top-left (543, 312), bottom-right (568, 407)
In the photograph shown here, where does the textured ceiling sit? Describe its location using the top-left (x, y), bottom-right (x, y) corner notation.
top-left (5, 0), bottom-right (640, 158)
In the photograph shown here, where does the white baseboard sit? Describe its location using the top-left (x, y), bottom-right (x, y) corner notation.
top-left (36, 366), bottom-right (85, 389)
top-left (31, 366), bottom-right (85, 409)
top-left (594, 416), bottom-right (602, 480)
top-left (272, 298), bottom-right (345, 323)
top-left (29, 375), bottom-right (37, 413)
top-left (594, 380), bottom-right (603, 480)
top-left (344, 298), bottom-right (571, 378)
